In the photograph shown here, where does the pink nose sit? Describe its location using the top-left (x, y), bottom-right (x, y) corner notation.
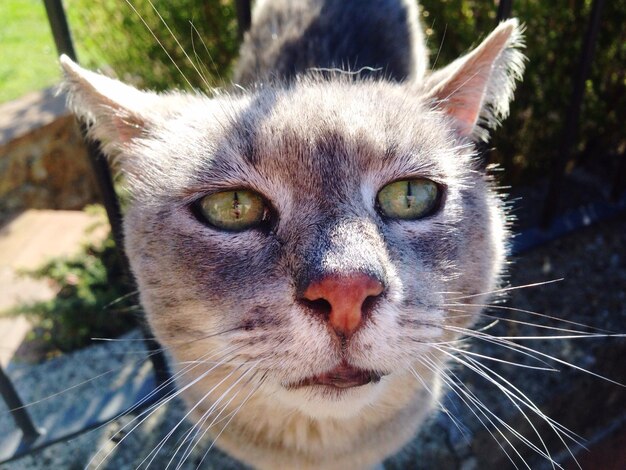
top-left (302, 274), bottom-right (384, 337)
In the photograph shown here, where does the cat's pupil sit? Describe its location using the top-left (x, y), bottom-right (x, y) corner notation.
top-left (232, 192), bottom-right (241, 219)
top-left (406, 181), bottom-right (414, 208)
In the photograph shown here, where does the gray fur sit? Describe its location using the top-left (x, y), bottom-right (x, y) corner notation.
top-left (60, 2), bottom-right (525, 468)
top-left (234, 0), bottom-right (427, 84)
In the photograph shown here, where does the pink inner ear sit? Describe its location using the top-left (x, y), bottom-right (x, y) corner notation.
top-left (436, 58), bottom-right (496, 137)
top-left (444, 100), bottom-right (482, 137)
top-left (427, 23), bottom-right (514, 138)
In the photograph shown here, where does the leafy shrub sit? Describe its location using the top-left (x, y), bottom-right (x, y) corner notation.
top-left (419, 0), bottom-right (626, 184)
top-left (65, 0), bottom-right (240, 90)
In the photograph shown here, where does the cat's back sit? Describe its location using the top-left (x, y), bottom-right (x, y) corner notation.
top-left (233, 0), bottom-right (428, 85)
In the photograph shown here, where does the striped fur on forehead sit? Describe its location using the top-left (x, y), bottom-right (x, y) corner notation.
top-left (200, 78), bottom-right (478, 192)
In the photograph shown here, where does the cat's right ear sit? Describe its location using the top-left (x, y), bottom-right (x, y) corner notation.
top-left (421, 19), bottom-right (525, 142)
top-left (60, 55), bottom-right (162, 158)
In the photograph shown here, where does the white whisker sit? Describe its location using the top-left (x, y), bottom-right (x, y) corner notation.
top-left (196, 373), bottom-right (269, 469)
top-left (420, 355), bottom-right (528, 469)
top-left (144, 0), bottom-right (212, 90)
top-left (439, 344), bottom-right (557, 371)
top-left (121, 0), bottom-right (193, 88)
top-left (408, 365), bottom-right (469, 441)
top-left (140, 359), bottom-right (254, 469)
top-left (446, 279), bottom-right (564, 301)
top-left (173, 365), bottom-right (264, 470)
top-left (437, 349), bottom-right (584, 468)
top-left (440, 325), bottom-right (554, 367)
top-left (445, 325), bottom-right (626, 387)
top-left (89, 345), bottom-right (243, 469)
top-left (446, 302), bottom-right (614, 334)
top-left (189, 21), bottom-right (224, 86)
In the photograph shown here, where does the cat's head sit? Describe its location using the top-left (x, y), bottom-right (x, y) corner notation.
top-left (61, 20), bottom-right (523, 423)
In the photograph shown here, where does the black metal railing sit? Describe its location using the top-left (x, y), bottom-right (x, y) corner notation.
top-left (1, 0), bottom-right (624, 464)
top-left (540, 0), bottom-right (607, 227)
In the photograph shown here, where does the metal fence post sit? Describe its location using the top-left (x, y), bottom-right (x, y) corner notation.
top-left (496, 0), bottom-right (513, 22)
top-left (43, 0), bottom-right (171, 388)
top-left (235, 0), bottom-right (252, 39)
top-left (0, 366), bottom-right (42, 441)
top-left (541, 0), bottom-right (606, 227)
top-left (42, 0), bottom-right (78, 62)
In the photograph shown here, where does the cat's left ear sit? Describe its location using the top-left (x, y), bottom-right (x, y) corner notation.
top-left (60, 55), bottom-right (166, 158)
top-left (422, 19), bottom-right (525, 141)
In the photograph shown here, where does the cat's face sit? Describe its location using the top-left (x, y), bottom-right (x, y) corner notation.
top-left (61, 17), bottom-right (523, 465)
top-left (121, 78), bottom-right (506, 418)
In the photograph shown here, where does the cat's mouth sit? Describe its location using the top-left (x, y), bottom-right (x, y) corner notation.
top-left (288, 362), bottom-right (384, 389)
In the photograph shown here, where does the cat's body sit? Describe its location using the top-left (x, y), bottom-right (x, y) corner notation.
top-left (234, 0), bottom-right (427, 84)
top-left (61, 1), bottom-right (524, 468)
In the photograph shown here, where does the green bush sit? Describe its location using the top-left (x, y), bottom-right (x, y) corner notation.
top-left (419, 0), bottom-right (626, 184)
top-left (65, 0), bottom-right (240, 90)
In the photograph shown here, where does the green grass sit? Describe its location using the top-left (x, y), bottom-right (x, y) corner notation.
top-left (0, 0), bottom-right (61, 103)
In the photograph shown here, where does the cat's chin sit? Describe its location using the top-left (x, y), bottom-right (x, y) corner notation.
top-left (283, 384), bottom-right (386, 419)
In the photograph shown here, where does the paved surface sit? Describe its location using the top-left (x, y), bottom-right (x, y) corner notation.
top-left (0, 209), bottom-right (106, 366)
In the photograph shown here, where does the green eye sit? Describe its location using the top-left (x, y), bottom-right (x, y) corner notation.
top-left (197, 190), bottom-right (267, 231)
top-left (377, 179), bottom-right (440, 220)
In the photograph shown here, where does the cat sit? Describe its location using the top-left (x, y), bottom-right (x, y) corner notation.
top-left (60, 0), bottom-right (525, 468)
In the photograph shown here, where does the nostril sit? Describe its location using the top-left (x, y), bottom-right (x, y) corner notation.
top-left (300, 298), bottom-right (332, 318)
top-left (361, 294), bottom-right (382, 318)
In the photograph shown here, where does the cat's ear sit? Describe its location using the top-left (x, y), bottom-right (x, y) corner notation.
top-left (60, 55), bottom-right (163, 156)
top-left (422, 19), bottom-right (525, 141)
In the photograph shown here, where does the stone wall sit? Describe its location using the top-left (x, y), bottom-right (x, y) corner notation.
top-left (0, 87), bottom-right (99, 224)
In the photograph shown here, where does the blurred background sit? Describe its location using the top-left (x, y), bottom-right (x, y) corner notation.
top-left (0, 0), bottom-right (624, 468)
